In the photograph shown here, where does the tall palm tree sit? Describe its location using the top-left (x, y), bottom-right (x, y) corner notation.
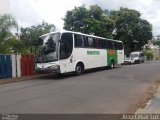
top-left (0, 14), bottom-right (18, 53)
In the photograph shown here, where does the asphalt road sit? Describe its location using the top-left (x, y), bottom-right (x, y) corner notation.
top-left (0, 61), bottom-right (160, 114)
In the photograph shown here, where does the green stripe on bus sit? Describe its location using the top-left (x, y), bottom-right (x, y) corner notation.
top-left (107, 50), bottom-right (118, 66)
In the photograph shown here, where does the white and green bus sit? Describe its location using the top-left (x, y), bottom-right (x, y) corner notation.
top-left (35, 31), bottom-right (124, 75)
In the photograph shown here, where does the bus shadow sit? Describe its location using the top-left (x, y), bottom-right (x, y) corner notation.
top-left (83, 66), bottom-right (120, 75)
top-left (39, 66), bottom-right (120, 80)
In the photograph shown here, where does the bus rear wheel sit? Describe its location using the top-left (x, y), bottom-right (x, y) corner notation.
top-left (75, 64), bottom-right (83, 75)
top-left (109, 61), bottom-right (114, 69)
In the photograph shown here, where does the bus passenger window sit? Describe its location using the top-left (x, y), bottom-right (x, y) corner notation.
top-left (106, 40), bottom-right (110, 49)
top-left (74, 34), bottom-right (85, 47)
top-left (86, 37), bottom-right (94, 48)
top-left (108, 41), bottom-right (113, 49)
top-left (118, 42), bottom-right (123, 50)
top-left (102, 40), bottom-right (106, 49)
top-left (112, 42), bottom-right (116, 49)
top-left (95, 39), bottom-right (99, 48)
top-left (115, 42), bottom-right (119, 50)
top-left (99, 39), bottom-right (103, 49)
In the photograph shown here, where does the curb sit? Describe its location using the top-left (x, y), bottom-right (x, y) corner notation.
top-left (0, 74), bottom-right (51, 85)
top-left (135, 80), bottom-right (160, 114)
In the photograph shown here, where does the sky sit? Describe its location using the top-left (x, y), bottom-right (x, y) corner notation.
top-left (2, 0), bottom-right (160, 37)
top-left (0, 0), bottom-right (10, 14)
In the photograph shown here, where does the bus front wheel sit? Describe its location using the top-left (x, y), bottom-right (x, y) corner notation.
top-left (75, 63), bottom-right (83, 75)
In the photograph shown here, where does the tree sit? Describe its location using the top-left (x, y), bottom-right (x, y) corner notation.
top-left (63, 5), bottom-right (89, 32)
top-left (152, 37), bottom-right (160, 46)
top-left (63, 5), bottom-right (114, 38)
top-left (154, 41), bottom-right (160, 46)
top-left (6, 36), bottom-right (25, 53)
top-left (112, 8), bottom-right (152, 54)
top-left (64, 6), bottom-right (152, 55)
top-left (0, 14), bottom-right (18, 53)
top-left (20, 22), bottom-right (55, 53)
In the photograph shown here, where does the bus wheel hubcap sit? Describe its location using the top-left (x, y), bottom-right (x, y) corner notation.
top-left (110, 62), bottom-right (114, 68)
top-left (111, 64), bottom-right (113, 68)
top-left (77, 66), bottom-right (81, 73)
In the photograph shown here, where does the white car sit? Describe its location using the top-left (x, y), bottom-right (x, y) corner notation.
top-left (130, 51), bottom-right (145, 64)
top-left (121, 57), bottom-right (132, 65)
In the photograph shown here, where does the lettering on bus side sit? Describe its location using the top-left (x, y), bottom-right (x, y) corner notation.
top-left (87, 50), bottom-right (100, 55)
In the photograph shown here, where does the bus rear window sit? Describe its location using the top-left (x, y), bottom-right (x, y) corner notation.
top-left (117, 42), bottom-right (123, 50)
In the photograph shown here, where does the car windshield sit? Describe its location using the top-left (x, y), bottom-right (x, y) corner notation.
top-left (35, 33), bottom-right (60, 63)
top-left (130, 54), bottom-right (139, 59)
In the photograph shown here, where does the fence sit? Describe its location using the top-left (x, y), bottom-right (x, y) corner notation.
top-left (0, 54), bottom-right (35, 79)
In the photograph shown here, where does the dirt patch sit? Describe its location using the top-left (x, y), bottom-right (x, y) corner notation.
top-left (126, 79), bottom-right (160, 113)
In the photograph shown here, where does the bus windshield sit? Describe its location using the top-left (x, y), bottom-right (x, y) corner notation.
top-left (35, 33), bottom-right (60, 63)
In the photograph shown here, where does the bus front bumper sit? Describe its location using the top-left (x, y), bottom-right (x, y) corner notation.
top-left (35, 65), bottom-right (60, 74)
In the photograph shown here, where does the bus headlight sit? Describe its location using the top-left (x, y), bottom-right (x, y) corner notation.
top-left (49, 65), bottom-right (60, 70)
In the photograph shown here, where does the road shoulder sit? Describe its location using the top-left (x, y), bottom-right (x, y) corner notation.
top-left (0, 74), bottom-right (50, 85)
top-left (136, 80), bottom-right (160, 114)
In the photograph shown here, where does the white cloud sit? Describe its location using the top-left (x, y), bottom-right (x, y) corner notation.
top-left (10, 0), bottom-right (160, 36)
top-left (0, 0), bottom-right (10, 14)
top-left (10, 0), bottom-right (42, 27)
top-left (33, 0), bottom-right (80, 30)
top-left (10, 0), bottom-right (80, 30)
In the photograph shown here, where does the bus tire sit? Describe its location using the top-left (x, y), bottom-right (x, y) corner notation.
top-left (109, 60), bottom-right (114, 69)
top-left (75, 63), bottom-right (84, 75)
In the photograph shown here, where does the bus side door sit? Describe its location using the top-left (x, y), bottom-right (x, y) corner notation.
top-left (59, 33), bottom-right (74, 73)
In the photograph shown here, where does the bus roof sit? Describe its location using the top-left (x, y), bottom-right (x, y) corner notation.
top-left (40, 30), bottom-right (123, 43)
